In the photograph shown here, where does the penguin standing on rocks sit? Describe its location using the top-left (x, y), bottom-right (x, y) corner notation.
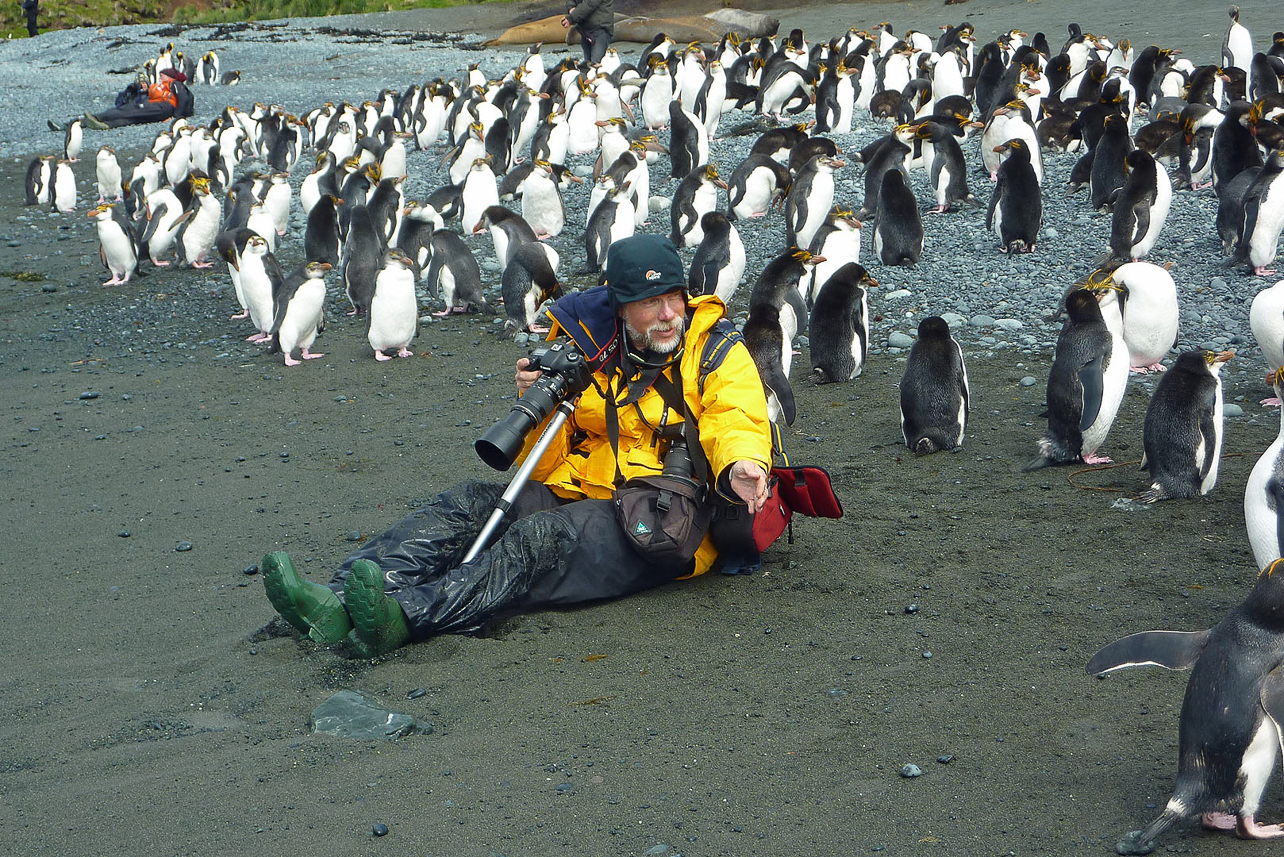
top-left (1090, 112), bottom-right (1134, 210)
top-left (88, 204), bottom-right (139, 286)
top-left (585, 182), bottom-right (635, 274)
top-left (688, 211), bottom-right (744, 304)
top-left (1087, 557), bottom-right (1284, 855)
top-left (855, 124), bottom-right (913, 220)
top-left (668, 100), bottom-right (708, 179)
top-left (1025, 288), bottom-right (1126, 469)
top-left (52, 159), bottom-right (77, 213)
top-left (808, 262), bottom-right (876, 383)
top-left (744, 302), bottom-right (797, 425)
top-left (172, 177), bottom-right (221, 268)
top-left (805, 207), bottom-right (862, 304)
top-left (916, 120), bottom-right (972, 213)
top-left (1246, 367), bottom-right (1284, 568)
top-left (786, 154), bottom-right (844, 251)
top-left (270, 261), bottom-right (331, 367)
top-left (425, 228), bottom-right (486, 316)
top-left (304, 194), bottom-right (343, 268)
top-left (95, 146), bottom-right (122, 203)
top-left (899, 315), bottom-right (969, 454)
top-left (238, 234), bottom-right (283, 343)
top-left (63, 118), bottom-right (84, 163)
top-left (987, 139), bottom-right (1042, 254)
top-left (394, 201), bottom-right (443, 279)
top-left (25, 155), bottom-right (55, 206)
top-left (1139, 350), bottom-right (1234, 502)
top-left (1108, 150), bottom-right (1172, 262)
top-left (368, 249), bottom-right (419, 361)
top-left (726, 153), bottom-right (791, 221)
top-left (872, 169), bottom-right (923, 266)
top-left (520, 160), bottom-right (565, 239)
top-left (502, 241), bottom-right (560, 335)
top-left (1103, 261), bottom-right (1180, 372)
top-left (1229, 148), bottom-right (1284, 277)
top-left (341, 204), bottom-right (386, 317)
top-left (460, 156), bottom-right (500, 235)
top-left (670, 164), bottom-right (726, 249)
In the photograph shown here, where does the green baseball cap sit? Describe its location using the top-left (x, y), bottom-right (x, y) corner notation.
top-left (605, 234), bottom-right (687, 313)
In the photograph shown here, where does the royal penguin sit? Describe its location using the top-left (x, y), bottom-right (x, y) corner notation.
top-left (668, 99), bottom-right (709, 179)
top-left (726, 152), bottom-right (790, 221)
top-left (1251, 278), bottom-right (1284, 403)
top-left (987, 139), bottom-right (1042, 254)
top-left (1087, 557), bottom-right (1284, 854)
top-left (63, 118), bottom-right (84, 163)
top-left (368, 249), bottom-right (419, 360)
top-left (688, 211), bottom-right (744, 304)
top-left (520, 160), bottom-right (565, 239)
top-left (52, 159), bottom-right (77, 213)
top-left (585, 182), bottom-right (635, 274)
top-left (1246, 367), bottom-right (1284, 567)
top-left (87, 203), bottom-right (139, 286)
top-left (1139, 349), bottom-right (1234, 501)
top-left (785, 154), bottom-right (845, 250)
top-left (394, 201), bottom-right (443, 279)
top-left (460, 157), bottom-right (500, 235)
top-left (172, 176), bottom-right (221, 268)
top-left (1212, 101), bottom-right (1263, 192)
top-left (856, 123), bottom-right (913, 219)
top-left (804, 207), bottom-right (862, 305)
top-left (1229, 148), bottom-right (1284, 277)
top-left (237, 233), bottom-right (283, 342)
top-left (872, 169), bottom-right (923, 266)
top-left (478, 204), bottom-right (538, 268)
top-left (744, 302), bottom-right (797, 425)
top-left (270, 261), bottom-right (331, 367)
top-left (304, 194), bottom-right (343, 268)
top-left (95, 146), bottom-right (122, 203)
top-left (1025, 288), bottom-right (1127, 469)
top-left (341, 204), bottom-right (385, 317)
top-left (809, 262), bottom-right (876, 383)
top-left (1223, 5), bottom-right (1254, 73)
top-left (748, 246), bottom-right (817, 384)
top-left (501, 241), bottom-right (560, 336)
top-left (899, 315), bottom-right (969, 454)
top-left (670, 164), bottom-right (726, 249)
top-left (424, 228), bottom-right (486, 316)
top-left (24, 155), bottom-right (55, 206)
top-left (138, 186), bottom-right (186, 267)
top-left (641, 57), bottom-right (675, 131)
top-left (915, 120), bottom-right (973, 213)
top-left (1099, 261), bottom-right (1180, 372)
top-left (1108, 150), bottom-right (1172, 262)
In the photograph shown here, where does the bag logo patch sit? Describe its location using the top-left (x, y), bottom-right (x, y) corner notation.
top-left (633, 520), bottom-right (652, 535)
top-left (645, 269), bottom-right (661, 281)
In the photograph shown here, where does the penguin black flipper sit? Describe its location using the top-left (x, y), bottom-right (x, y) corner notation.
top-left (1258, 665), bottom-right (1284, 735)
top-left (1078, 354), bottom-right (1105, 431)
top-left (761, 361), bottom-right (797, 425)
top-left (1269, 477), bottom-right (1284, 560)
top-left (1196, 386), bottom-right (1220, 482)
top-left (1085, 629), bottom-right (1211, 675)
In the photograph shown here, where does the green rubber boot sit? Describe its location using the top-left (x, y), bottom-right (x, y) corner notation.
top-left (261, 551), bottom-right (352, 645)
top-left (344, 559), bottom-right (411, 656)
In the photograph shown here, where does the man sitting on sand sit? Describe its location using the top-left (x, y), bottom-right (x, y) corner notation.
top-left (259, 235), bottom-right (773, 656)
top-left (52, 67), bottom-right (193, 132)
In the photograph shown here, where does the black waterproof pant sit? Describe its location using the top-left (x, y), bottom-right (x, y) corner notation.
top-left (25, 6), bottom-right (37, 36)
top-left (94, 102), bottom-right (177, 129)
top-left (581, 27), bottom-right (610, 64)
top-left (329, 481), bottom-right (690, 639)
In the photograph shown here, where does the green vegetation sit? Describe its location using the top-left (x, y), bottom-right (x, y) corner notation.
top-left (1, 0), bottom-right (512, 36)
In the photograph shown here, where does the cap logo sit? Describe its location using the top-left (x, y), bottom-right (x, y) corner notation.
top-left (645, 270), bottom-right (661, 281)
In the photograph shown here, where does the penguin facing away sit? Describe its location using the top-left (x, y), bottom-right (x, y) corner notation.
top-left (1139, 349), bottom-right (1234, 502)
top-left (872, 168), bottom-right (923, 266)
top-left (1087, 557), bottom-right (1284, 855)
top-left (744, 302), bottom-right (797, 425)
top-left (809, 262), bottom-right (876, 384)
top-left (899, 315), bottom-right (969, 454)
top-left (688, 210), bottom-right (744, 305)
top-left (1246, 367), bottom-right (1284, 569)
top-left (987, 138), bottom-right (1042, 254)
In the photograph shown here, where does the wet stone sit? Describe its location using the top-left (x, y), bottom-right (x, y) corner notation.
top-left (175, 541), bottom-right (193, 552)
top-left (372, 823), bottom-right (389, 837)
top-left (310, 689), bottom-right (434, 740)
top-left (900, 763), bottom-right (923, 778)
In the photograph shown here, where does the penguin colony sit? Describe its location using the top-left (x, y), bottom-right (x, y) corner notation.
top-left (19, 10), bottom-right (1284, 851)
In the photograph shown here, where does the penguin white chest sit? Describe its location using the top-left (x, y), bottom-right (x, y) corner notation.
top-left (369, 268), bottom-right (418, 352)
top-left (522, 177), bottom-right (564, 238)
top-left (279, 280), bottom-right (326, 353)
top-left (1245, 427), bottom-right (1284, 569)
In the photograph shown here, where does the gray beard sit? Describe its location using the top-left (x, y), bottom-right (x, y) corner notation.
top-left (625, 316), bottom-right (686, 354)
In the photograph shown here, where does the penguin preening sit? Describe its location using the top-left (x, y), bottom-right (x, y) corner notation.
top-left (1139, 349), bottom-right (1234, 502)
top-left (1088, 557), bottom-right (1284, 855)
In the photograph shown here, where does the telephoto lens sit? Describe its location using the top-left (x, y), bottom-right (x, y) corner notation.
top-left (475, 343), bottom-right (592, 471)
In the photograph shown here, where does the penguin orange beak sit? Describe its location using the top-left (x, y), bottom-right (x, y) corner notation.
top-left (806, 254), bottom-right (826, 265)
top-left (315, 263), bottom-right (333, 272)
top-left (714, 178), bottom-right (728, 189)
top-left (1212, 350), bottom-right (1234, 365)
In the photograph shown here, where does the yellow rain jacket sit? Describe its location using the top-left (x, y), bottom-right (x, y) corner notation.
top-left (518, 293), bottom-right (772, 575)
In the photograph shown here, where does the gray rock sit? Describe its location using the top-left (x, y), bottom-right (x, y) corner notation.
top-left (1224, 403), bottom-right (1244, 417)
top-left (884, 289), bottom-right (912, 300)
top-left (1019, 375), bottom-right (1037, 387)
top-left (969, 315), bottom-right (997, 328)
top-left (900, 763), bottom-right (923, 778)
top-left (888, 331), bottom-right (914, 348)
top-left (995, 318), bottom-right (1023, 331)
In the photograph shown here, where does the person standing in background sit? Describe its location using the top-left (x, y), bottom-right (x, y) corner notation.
top-left (22, 0), bottom-right (39, 36)
top-left (561, 0), bottom-right (613, 64)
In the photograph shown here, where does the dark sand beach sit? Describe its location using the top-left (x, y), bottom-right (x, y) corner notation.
top-left (3, 0), bottom-right (1284, 854)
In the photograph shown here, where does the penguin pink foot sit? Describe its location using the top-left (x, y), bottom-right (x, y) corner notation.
top-left (1256, 267), bottom-right (1278, 277)
top-left (230, 309), bottom-right (249, 319)
top-left (1237, 816), bottom-right (1284, 839)
top-left (284, 355), bottom-right (302, 367)
top-left (396, 347), bottom-right (414, 358)
top-left (1261, 396), bottom-right (1282, 407)
top-left (431, 308), bottom-right (453, 317)
top-left (246, 332), bottom-right (270, 343)
top-left (153, 259), bottom-right (171, 267)
top-left (1082, 452), bottom-right (1113, 465)
top-left (528, 324), bottom-right (549, 334)
top-left (192, 259), bottom-right (214, 269)
top-left (1130, 363), bottom-right (1167, 374)
top-left (927, 205), bottom-right (951, 214)
top-left (102, 275), bottom-right (126, 286)
top-left (1202, 812), bottom-right (1236, 830)
top-left (301, 349), bottom-right (323, 360)
top-left (374, 350), bottom-right (392, 362)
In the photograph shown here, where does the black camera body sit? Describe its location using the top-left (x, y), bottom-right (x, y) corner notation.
top-left (475, 342), bottom-right (595, 471)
